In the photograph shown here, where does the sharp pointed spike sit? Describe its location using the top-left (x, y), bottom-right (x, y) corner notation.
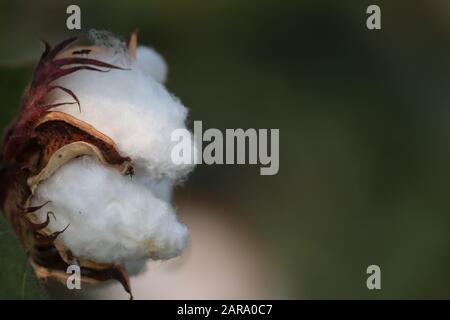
top-left (42, 101), bottom-right (78, 111)
top-left (24, 211), bottom-right (55, 231)
top-left (59, 223), bottom-right (70, 234)
top-left (50, 65), bottom-right (113, 82)
top-left (19, 201), bottom-right (51, 214)
top-left (39, 40), bottom-right (51, 60)
top-left (48, 86), bottom-right (81, 112)
top-left (112, 265), bottom-right (133, 299)
top-left (35, 223), bottom-right (70, 245)
top-left (54, 57), bottom-right (125, 70)
top-left (128, 29), bottom-right (139, 61)
top-left (47, 37), bottom-right (79, 60)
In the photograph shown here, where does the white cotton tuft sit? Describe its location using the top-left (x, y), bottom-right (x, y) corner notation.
top-left (32, 31), bottom-right (195, 268)
top-left (135, 46), bottom-right (168, 83)
top-left (33, 157), bottom-right (189, 265)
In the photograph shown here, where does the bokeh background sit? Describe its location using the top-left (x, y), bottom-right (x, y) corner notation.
top-left (2, 0), bottom-right (450, 299)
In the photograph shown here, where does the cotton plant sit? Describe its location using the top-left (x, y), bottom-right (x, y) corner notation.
top-left (0, 30), bottom-right (196, 298)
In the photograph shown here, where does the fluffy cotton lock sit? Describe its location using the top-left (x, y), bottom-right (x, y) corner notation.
top-left (31, 31), bottom-right (195, 270)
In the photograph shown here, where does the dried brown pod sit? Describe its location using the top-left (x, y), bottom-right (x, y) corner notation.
top-left (0, 32), bottom-right (140, 299)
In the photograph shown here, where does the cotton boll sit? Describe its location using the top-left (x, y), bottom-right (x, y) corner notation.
top-left (30, 32), bottom-right (195, 273)
top-left (0, 30), bottom-right (196, 294)
top-left (32, 156), bottom-right (189, 265)
top-left (135, 46), bottom-right (168, 83)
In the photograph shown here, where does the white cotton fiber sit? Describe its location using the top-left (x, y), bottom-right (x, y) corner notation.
top-left (32, 157), bottom-right (189, 265)
top-left (32, 31), bottom-right (195, 268)
top-left (135, 46), bottom-right (168, 83)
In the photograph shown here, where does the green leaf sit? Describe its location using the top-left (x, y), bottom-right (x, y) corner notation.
top-left (0, 214), bottom-right (47, 299)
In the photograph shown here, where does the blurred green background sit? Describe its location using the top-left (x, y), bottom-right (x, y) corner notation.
top-left (2, 0), bottom-right (450, 299)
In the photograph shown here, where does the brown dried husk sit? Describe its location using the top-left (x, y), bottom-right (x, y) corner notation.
top-left (0, 32), bottom-right (139, 298)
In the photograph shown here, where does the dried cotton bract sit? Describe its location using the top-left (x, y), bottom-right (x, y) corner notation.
top-left (0, 30), bottom-right (195, 297)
